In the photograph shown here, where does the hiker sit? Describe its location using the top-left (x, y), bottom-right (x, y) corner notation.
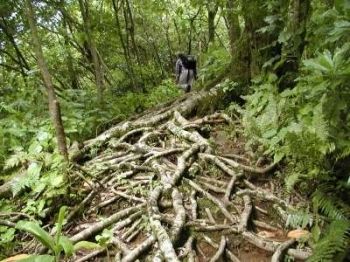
top-left (175, 53), bottom-right (197, 92)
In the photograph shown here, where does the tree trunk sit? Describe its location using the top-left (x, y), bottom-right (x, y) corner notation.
top-left (187, 8), bottom-right (201, 55)
top-left (207, 3), bottom-right (219, 45)
top-left (0, 17), bottom-right (30, 84)
top-left (78, 0), bottom-right (104, 102)
top-left (25, 0), bottom-right (68, 161)
top-left (277, 0), bottom-right (311, 90)
top-left (60, 0), bottom-right (79, 89)
top-left (122, 0), bottom-right (145, 91)
top-left (225, 0), bottom-right (250, 86)
top-left (124, 0), bottom-right (140, 64)
top-left (112, 0), bottom-right (137, 90)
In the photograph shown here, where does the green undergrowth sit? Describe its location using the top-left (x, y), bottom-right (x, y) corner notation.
top-left (0, 80), bottom-right (180, 257)
top-left (224, 5), bottom-right (350, 259)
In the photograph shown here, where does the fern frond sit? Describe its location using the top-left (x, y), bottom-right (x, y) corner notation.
top-left (286, 209), bottom-right (313, 228)
top-left (285, 172), bottom-right (303, 192)
top-left (308, 219), bottom-right (350, 262)
top-left (312, 189), bottom-right (350, 220)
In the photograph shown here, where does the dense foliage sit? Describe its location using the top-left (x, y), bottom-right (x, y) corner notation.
top-left (0, 0), bottom-right (349, 260)
top-left (237, 1), bottom-right (350, 260)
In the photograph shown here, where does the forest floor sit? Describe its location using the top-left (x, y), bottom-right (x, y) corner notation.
top-left (5, 89), bottom-right (312, 262)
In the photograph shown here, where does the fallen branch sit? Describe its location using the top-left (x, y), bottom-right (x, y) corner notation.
top-left (120, 235), bottom-right (155, 261)
top-left (117, 127), bottom-right (152, 143)
top-left (238, 195), bottom-right (252, 233)
top-left (205, 208), bottom-right (216, 224)
top-left (125, 227), bottom-right (142, 243)
top-left (199, 180), bottom-right (226, 194)
top-left (202, 235), bottom-right (240, 262)
top-left (149, 218), bottom-right (179, 262)
top-left (169, 144), bottom-right (201, 187)
top-left (170, 188), bottom-right (186, 243)
top-left (186, 179), bottom-right (237, 223)
top-left (143, 148), bottom-right (184, 165)
top-left (219, 156), bottom-right (277, 174)
top-left (167, 122), bottom-right (209, 149)
top-left (236, 189), bottom-right (288, 209)
top-left (224, 176), bottom-right (237, 204)
top-left (121, 218), bottom-right (142, 240)
top-left (70, 204), bottom-right (145, 243)
top-left (199, 153), bottom-right (239, 177)
top-left (75, 248), bottom-right (106, 262)
top-left (242, 231), bottom-right (311, 260)
top-left (209, 236), bottom-right (226, 262)
top-left (271, 239), bottom-right (296, 262)
top-left (113, 211), bottom-right (142, 232)
top-left (148, 186), bottom-right (179, 261)
top-left (111, 189), bottom-right (146, 203)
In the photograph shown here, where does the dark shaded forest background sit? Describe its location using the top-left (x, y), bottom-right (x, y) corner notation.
top-left (0, 0), bottom-right (349, 261)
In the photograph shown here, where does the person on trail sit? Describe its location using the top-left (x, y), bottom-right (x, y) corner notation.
top-left (175, 53), bottom-right (197, 92)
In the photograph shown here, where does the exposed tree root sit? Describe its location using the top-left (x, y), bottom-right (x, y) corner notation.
top-left (8, 91), bottom-right (314, 261)
top-left (210, 236), bottom-right (226, 262)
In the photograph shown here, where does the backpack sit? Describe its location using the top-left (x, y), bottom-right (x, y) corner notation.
top-left (181, 55), bottom-right (196, 70)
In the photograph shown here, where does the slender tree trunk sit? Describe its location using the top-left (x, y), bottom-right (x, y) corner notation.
top-left (78, 0), bottom-right (104, 102)
top-left (59, 0), bottom-right (79, 89)
top-left (112, 0), bottom-right (137, 89)
top-left (164, 21), bottom-right (174, 69)
top-left (122, 0), bottom-right (146, 91)
top-left (0, 17), bottom-right (30, 85)
top-left (25, 0), bottom-right (68, 161)
top-left (124, 0), bottom-right (140, 64)
top-left (173, 20), bottom-right (182, 48)
top-left (0, 18), bottom-right (30, 71)
top-left (207, 3), bottom-right (219, 45)
top-left (187, 8), bottom-right (201, 55)
top-left (144, 30), bottom-right (165, 78)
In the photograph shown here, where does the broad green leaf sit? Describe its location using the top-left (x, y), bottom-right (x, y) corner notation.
top-left (55, 206), bottom-right (67, 245)
top-left (28, 142), bottom-right (43, 155)
top-left (278, 30), bottom-right (292, 44)
top-left (303, 59), bottom-right (329, 73)
top-left (58, 236), bottom-right (74, 256)
top-left (0, 228), bottom-right (15, 243)
top-left (273, 151), bottom-right (284, 164)
top-left (312, 224), bottom-right (321, 242)
top-left (73, 241), bottom-right (102, 251)
top-left (36, 131), bottom-right (50, 142)
top-left (49, 174), bottom-right (64, 187)
top-left (27, 162), bottom-right (42, 178)
top-left (16, 221), bottom-right (55, 252)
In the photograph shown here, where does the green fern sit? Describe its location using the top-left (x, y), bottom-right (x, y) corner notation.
top-left (286, 209), bottom-right (313, 229)
top-left (284, 172), bottom-right (303, 192)
top-left (312, 189), bottom-right (350, 220)
top-left (308, 219), bottom-right (350, 262)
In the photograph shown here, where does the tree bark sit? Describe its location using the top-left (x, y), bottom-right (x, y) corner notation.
top-left (112, 0), bottom-right (137, 89)
top-left (187, 8), bottom-right (201, 55)
top-left (59, 0), bottom-right (79, 89)
top-left (277, 0), bottom-right (311, 90)
top-left (225, 0), bottom-right (250, 86)
top-left (78, 0), bottom-right (104, 102)
top-left (0, 16), bottom-right (30, 83)
top-left (207, 3), bottom-right (219, 45)
top-left (25, 0), bottom-right (68, 161)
